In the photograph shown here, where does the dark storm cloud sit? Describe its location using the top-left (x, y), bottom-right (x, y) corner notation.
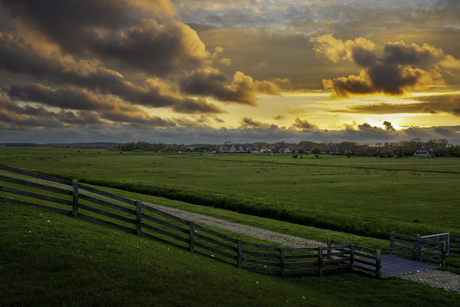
top-left (382, 121), bottom-right (395, 131)
top-left (179, 70), bottom-right (280, 105)
top-left (331, 94), bottom-right (460, 116)
top-left (312, 36), bottom-right (459, 96)
top-left (291, 118), bottom-right (318, 130)
top-left (239, 117), bottom-right (280, 130)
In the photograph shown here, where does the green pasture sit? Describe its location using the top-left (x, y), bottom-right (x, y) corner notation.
top-left (1, 147), bottom-right (459, 239)
top-left (2, 202), bottom-right (459, 306)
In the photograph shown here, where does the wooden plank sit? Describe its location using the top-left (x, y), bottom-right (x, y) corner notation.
top-left (141, 223), bottom-right (189, 244)
top-left (237, 239), bottom-right (242, 269)
top-left (78, 213), bottom-right (136, 235)
top-left (420, 249), bottom-right (443, 257)
top-left (392, 233), bottom-right (417, 240)
top-left (142, 232), bottom-right (188, 251)
top-left (188, 222), bottom-right (195, 253)
top-left (142, 214), bottom-right (189, 234)
top-left (0, 186), bottom-right (72, 206)
top-left (392, 238), bottom-right (417, 246)
top-left (0, 175), bottom-right (73, 196)
top-left (285, 254), bottom-right (317, 260)
top-left (0, 164), bottom-right (72, 185)
top-left (354, 245), bottom-right (378, 254)
top-left (450, 237), bottom-right (460, 243)
top-left (241, 241), bottom-right (279, 251)
top-left (354, 258), bottom-right (377, 267)
top-left (284, 247), bottom-right (319, 253)
top-left (322, 264), bottom-right (350, 271)
top-left (280, 248), bottom-right (285, 275)
top-left (419, 256), bottom-right (444, 264)
top-left (194, 224), bottom-right (237, 243)
top-left (78, 193), bottom-right (137, 215)
top-left (142, 205), bottom-right (188, 225)
top-left (323, 251), bottom-right (350, 258)
top-left (323, 258), bottom-right (348, 265)
top-left (78, 203), bottom-right (136, 225)
top-left (392, 244), bottom-right (415, 252)
top-left (194, 233), bottom-right (237, 252)
top-left (354, 251), bottom-right (377, 259)
top-left (284, 261), bottom-right (318, 267)
top-left (194, 242), bottom-right (236, 260)
top-left (0, 196), bottom-right (72, 216)
top-left (78, 183), bottom-right (135, 205)
top-left (72, 179), bottom-right (78, 218)
top-left (354, 265), bottom-right (378, 274)
top-left (242, 258), bottom-right (279, 267)
top-left (392, 250), bottom-right (415, 258)
top-left (242, 249), bottom-right (279, 259)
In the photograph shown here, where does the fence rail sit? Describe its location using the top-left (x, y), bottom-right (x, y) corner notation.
top-left (0, 164), bottom-right (383, 277)
top-left (451, 237), bottom-right (460, 257)
top-left (390, 232), bottom-right (447, 265)
top-left (328, 239), bottom-right (381, 277)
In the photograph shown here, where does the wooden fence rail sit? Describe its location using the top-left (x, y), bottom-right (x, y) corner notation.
top-left (390, 232), bottom-right (447, 265)
top-left (0, 164), bottom-right (387, 278)
top-left (451, 237), bottom-right (460, 257)
top-left (328, 239), bottom-right (381, 277)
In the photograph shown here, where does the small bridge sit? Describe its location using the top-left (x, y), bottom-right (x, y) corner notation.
top-left (330, 232), bottom-right (449, 277)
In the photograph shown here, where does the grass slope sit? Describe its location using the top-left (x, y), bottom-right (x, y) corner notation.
top-left (1, 202), bottom-right (459, 306)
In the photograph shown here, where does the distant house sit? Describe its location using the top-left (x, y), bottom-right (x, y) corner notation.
top-left (414, 146), bottom-right (434, 157)
top-left (218, 146), bottom-right (232, 153)
top-left (278, 147), bottom-right (291, 154)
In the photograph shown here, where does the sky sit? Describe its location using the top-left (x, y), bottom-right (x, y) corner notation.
top-left (0, 0), bottom-right (459, 145)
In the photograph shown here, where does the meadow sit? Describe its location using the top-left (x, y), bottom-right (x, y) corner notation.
top-left (1, 147), bottom-right (459, 240)
top-left (2, 202), bottom-right (459, 306)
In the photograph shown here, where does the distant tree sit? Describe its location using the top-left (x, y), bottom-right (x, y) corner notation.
top-left (312, 145), bottom-right (322, 154)
top-left (298, 148), bottom-right (305, 154)
top-left (433, 147), bottom-right (447, 157)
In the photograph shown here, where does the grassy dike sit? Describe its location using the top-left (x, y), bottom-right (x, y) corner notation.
top-left (1, 202), bottom-right (459, 306)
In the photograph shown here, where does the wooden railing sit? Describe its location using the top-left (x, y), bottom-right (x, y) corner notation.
top-left (328, 239), bottom-right (382, 277)
top-left (390, 232), bottom-right (447, 265)
top-left (451, 237), bottom-right (460, 257)
top-left (0, 164), bottom-right (380, 277)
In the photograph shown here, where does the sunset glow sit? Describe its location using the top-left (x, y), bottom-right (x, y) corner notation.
top-left (0, 0), bottom-right (459, 144)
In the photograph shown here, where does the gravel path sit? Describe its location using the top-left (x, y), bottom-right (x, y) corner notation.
top-left (400, 270), bottom-right (460, 293)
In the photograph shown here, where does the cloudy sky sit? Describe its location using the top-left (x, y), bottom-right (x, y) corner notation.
top-left (1, 0), bottom-right (459, 144)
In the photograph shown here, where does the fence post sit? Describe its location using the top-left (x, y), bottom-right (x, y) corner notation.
top-left (350, 244), bottom-right (355, 271)
top-left (390, 231), bottom-right (394, 255)
top-left (237, 239), bottom-right (242, 269)
top-left (414, 234), bottom-right (421, 261)
top-left (441, 241), bottom-right (446, 266)
top-left (318, 246), bottom-right (323, 276)
top-left (376, 250), bottom-right (381, 278)
top-left (188, 222), bottom-right (195, 253)
top-left (136, 200), bottom-right (142, 237)
top-left (72, 179), bottom-right (78, 218)
top-left (280, 248), bottom-right (285, 276)
top-left (326, 238), bottom-right (332, 261)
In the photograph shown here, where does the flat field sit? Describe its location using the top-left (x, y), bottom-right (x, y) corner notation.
top-left (1, 147), bottom-right (459, 238)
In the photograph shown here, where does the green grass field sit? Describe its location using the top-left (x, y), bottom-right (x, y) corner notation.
top-left (2, 202), bottom-right (459, 306)
top-left (1, 147), bottom-right (459, 239)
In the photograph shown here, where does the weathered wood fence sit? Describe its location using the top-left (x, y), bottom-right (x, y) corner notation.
top-left (328, 239), bottom-right (381, 277)
top-left (451, 237), bottom-right (460, 257)
top-left (390, 232), bottom-right (447, 265)
top-left (0, 164), bottom-right (397, 278)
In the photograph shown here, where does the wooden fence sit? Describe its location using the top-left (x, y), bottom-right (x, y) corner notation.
top-left (0, 164), bottom-right (379, 277)
top-left (390, 232), bottom-right (447, 265)
top-left (451, 237), bottom-right (460, 257)
top-left (328, 239), bottom-right (381, 277)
